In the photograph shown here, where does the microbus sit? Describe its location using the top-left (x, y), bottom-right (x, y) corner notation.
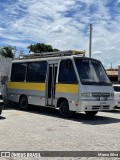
top-left (6, 50), bottom-right (114, 117)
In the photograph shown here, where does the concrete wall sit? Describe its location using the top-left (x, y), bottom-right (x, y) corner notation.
top-left (0, 56), bottom-right (12, 102)
top-left (0, 56), bottom-right (12, 85)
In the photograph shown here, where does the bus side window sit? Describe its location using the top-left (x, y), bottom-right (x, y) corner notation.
top-left (58, 59), bottom-right (78, 84)
top-left (26, 61), bottom-right (47, 82)
top-left (11, 63), bottom-right (26, 82)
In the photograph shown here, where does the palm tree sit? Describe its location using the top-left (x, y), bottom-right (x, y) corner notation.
top-left (0, 46), bottom-right (16, 58)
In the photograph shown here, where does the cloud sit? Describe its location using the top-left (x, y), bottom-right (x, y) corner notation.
top-left (117, 0), bottom-right (120, 4)
top-left (93, 51), bottom-right (102, 56)
top-left (0, 0), bottom-right (120, 68)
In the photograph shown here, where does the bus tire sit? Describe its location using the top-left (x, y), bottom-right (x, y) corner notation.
top-left (19, 96), bottom-right (28, 110)
top-left (85, 111), bottom-right (98, 117)
top-left (59, 101), bottom-right (73, 118)
top-left (0, 109), bottom-right (2, 115)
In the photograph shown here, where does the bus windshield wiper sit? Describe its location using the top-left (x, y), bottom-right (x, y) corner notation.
top-left (99, 81), bottom-right (111, 86)
top-left (81, 81), bottom-right (99, 85)
top-left (81, 81), bottom-right (111, 86)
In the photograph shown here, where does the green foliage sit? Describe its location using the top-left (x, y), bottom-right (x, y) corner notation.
top-left (0, 46), bottom-right (16, 58)
top-left (27, 43), bottom-right (60, 53)
top-left (53, 48), bottom-right (60, 52)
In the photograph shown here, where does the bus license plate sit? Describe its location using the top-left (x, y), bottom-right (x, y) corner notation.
top-left (100, 102), bottom-right (107, 105)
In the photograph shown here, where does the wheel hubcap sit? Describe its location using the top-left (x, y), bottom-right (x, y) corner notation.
top-left (63, 105), bottom-right (69, 113)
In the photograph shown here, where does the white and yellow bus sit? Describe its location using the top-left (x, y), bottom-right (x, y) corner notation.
top-left (6, 50), bottom-right (114, 117)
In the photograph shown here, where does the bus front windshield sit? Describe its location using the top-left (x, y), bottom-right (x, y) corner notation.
top-left (74, 58), bottom-right (111, 86)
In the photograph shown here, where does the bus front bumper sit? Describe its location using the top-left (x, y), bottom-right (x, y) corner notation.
top-left (76, 99), bottom-right (115, 112)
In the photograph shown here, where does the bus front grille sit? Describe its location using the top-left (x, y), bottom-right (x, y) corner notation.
top-left (102, 106), bottom-right (109, 109)
top-left (92, 93), bottom-right (110, 98)
top-left (92, 106), bottom-right (100, 110)
top-left (92, 106), bottom-right (109, 110)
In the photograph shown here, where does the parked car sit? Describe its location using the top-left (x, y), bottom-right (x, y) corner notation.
top-left (113, 84), bottom-right (120, 109)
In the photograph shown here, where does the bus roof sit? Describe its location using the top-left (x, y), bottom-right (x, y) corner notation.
top-left (19, 50), bottom-right (86, 59)
top-left (12, 50), bottom-right (101, 63)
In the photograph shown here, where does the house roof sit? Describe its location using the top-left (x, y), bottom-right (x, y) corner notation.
top-left (106, 69), bottom-right (118, 77)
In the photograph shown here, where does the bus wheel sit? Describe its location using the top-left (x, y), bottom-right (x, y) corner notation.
top-left (59, 101), bottom-right (73, 118)
top-left (85, 111), bottom-right (98, 117)
top-left (19, 96), bottom-right (28, 110)
top-left (0, 109), bottom-right (2, 115)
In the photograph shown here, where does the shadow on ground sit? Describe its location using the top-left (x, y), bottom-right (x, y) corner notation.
top-left (0, 116), bottom-right (6, 120)
top-left (102, 109), bottom-right (120, 114)
top-left (3, 104), bottom-right (120, 125)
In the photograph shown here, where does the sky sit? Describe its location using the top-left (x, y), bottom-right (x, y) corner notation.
top-left (0, 0), bottom-right (120, 68)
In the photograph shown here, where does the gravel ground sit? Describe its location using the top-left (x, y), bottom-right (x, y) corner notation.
top-left (0, 103), bottom-right (120, 160)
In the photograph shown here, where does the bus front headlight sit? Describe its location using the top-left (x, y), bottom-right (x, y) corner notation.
top-left (81, 93), bottom-right (92, 97)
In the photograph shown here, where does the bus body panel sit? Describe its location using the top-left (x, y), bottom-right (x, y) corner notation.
top-left (86, 85), bottom-right (114, 93)
top-left (7, 82), bottom-right (46, 106)
top-left (55, 83), bottom-right (79, 111)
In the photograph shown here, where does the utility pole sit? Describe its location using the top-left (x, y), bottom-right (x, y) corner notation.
top-left (111, 62), bottom-right (112, 70)
top-left (89, 24), bottom-right (92, 58)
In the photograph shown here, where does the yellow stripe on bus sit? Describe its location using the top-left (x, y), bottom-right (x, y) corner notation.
top-left (7, 82), bottom-right (46, 91)
top-left (56, 84), bottom-right (78, 94)
top-left (7, 82), bottom-right (78, 94)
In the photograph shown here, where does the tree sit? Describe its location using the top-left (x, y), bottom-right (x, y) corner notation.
top-left (27, 43), bottom-right (60, 53)
top-left (0, 46), bottom-right (16, 58)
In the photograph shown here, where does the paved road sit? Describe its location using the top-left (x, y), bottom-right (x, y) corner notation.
top-left (0, 104), bottom-right (120, 160)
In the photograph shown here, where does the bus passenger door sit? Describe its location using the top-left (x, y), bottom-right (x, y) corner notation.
top-left (46, 64), bottom-right (58, 106)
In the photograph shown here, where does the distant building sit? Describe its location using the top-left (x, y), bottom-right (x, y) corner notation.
top-left (106, 69), bottom-right (118, 84)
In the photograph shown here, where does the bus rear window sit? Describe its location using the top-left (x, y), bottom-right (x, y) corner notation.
top-left (11, 63), bottom-right (26, 82)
